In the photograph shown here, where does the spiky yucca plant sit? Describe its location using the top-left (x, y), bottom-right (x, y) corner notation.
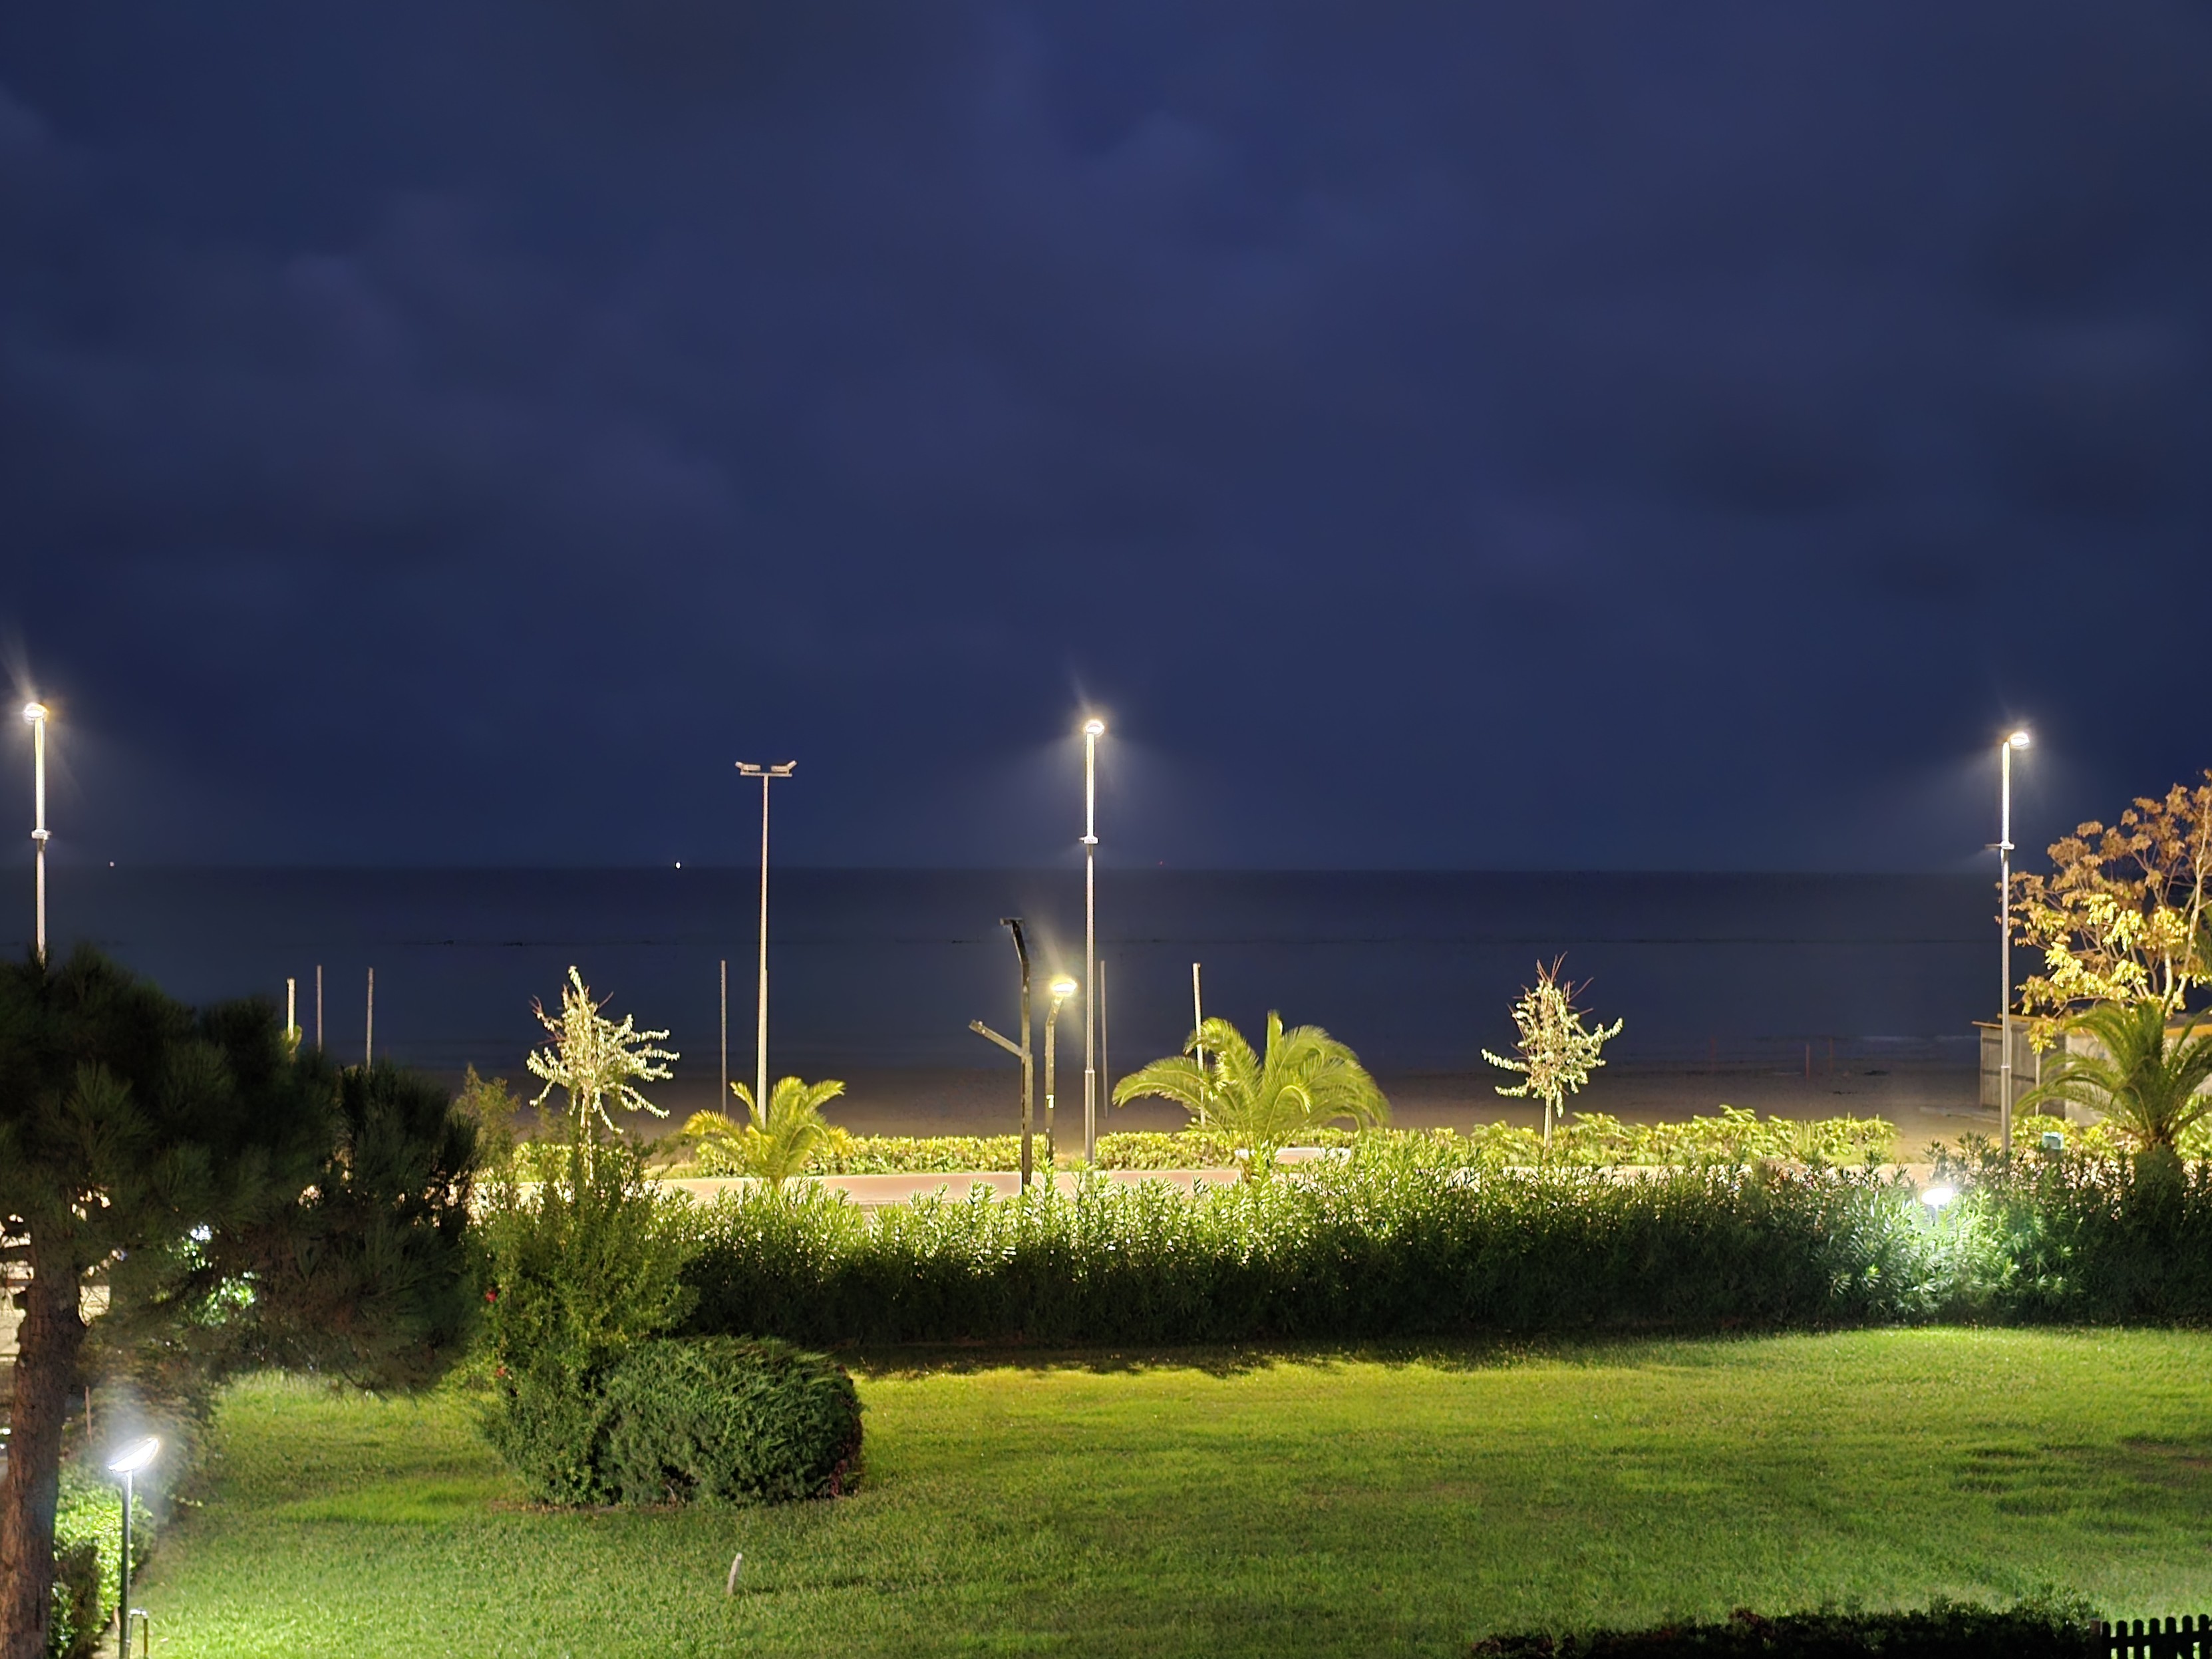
top-left (2019, 998), bottom-right (2212, 1153)
top-left (682, 1076), bottom-right (846, 1189)
top-left (1112, 1012), bottom-right (1388, 1175)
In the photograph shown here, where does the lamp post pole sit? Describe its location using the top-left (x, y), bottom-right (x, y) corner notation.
top-left (1998, 728), bottom-right (2031, 1161)
top-left (1045, 975), bottom-right (1076, 1174)
top-left (1005, 919), bottom-right (1034, 1189)
top-left (1081, 718), bottom-right (1103, 1163)
top-left (736, 762), bottom-right (796, 1109)
top-left (23, 701), bottom-right (48, 965)
top-left (107, 1437), bottom-right (160, 1659)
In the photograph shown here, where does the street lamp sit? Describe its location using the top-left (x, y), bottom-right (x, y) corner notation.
top-left (107, 1435), bottom-right (160, 1658)
top-left (734, 761), bottom-right (796, 1111)
top-left (1046, 975), bottom-right (1077, 1171)
top-left (967, 918), bottom-right (1037, 1189)
top-left (22, 701), bottom-right (48, 965)
top-left (1998, 728), bottom-right (2031, 1161)
top-left (1080, 718), bottom-right (1104, 1163)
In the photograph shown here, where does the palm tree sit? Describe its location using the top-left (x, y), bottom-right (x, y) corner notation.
top-left (2018, 999), bottom-right (2212, 1152)
top-left (679, 1076), bottom-right (846, 1189)
top-left (1112, 1012), bottom-right (1388, 1172)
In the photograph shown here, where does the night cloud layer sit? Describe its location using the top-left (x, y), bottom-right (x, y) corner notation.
top-left (1, 1), bottom-right (2207, 869)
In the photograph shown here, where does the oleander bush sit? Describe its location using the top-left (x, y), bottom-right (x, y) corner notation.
top-left (663, 1111), bottom-right (1898, 1179)
top-left (601, 1336), bottom-right (864, 1505)
top-left (674, 1131), bottom-right (2212, 1346)
top-left (680, 1139), bottom-right (1947, 1347)
top-left (1467, 1595), bottom-right (2100, 1658)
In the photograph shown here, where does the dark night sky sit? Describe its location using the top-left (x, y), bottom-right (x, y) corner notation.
top-left (2, 2), bottom-right (2207, 872)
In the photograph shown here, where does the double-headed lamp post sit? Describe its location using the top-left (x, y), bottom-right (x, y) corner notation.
top-left (108, 1435), bottom-right (160, 1656)
top-left (23, 701), bottom-right (48, 965)
top-left (1046, 975), bottom-right (1077, 1171)
top-left (1999, 727), bottom-right (2032, 1161)
top-left (1080, 718), bottom-right (1104, 1163)
top-left (735, 761), bottom-right (796, 1110)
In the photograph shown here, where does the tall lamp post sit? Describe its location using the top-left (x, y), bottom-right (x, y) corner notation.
top-left (23, 700), bottom-right (48, 965)
top-left (1080, 718), bottom-right (1104, 1163)
top-left (967, 918), bottom-right (1037, 1189)
top-left (736, 761), bottom-right (796, 1110)
top-left (108, 1435), bottom-right (160, 1658)
top-left (1045, 975), bottom-right (1076, 1171)
top-left (1998, 728), bottom-right (2031, 1161)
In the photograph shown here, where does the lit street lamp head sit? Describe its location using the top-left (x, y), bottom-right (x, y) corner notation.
top-left (21, 701), bottom-right (46, 724)
top-left (2007, 730), bottom-right (2031, 750)
top-left (106, 1436), bottom-right (161, 1476)
top-left (1049, 975), bottom-right (1078, 1002)
top-left (1082, 718), bottom-right (1104, 737)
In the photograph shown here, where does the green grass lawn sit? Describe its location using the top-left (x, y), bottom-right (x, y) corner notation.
top-left (140, 1330), bottom-right (2212, 1658)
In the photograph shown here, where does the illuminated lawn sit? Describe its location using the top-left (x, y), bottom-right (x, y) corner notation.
top-left (145, 1330), bottom-right (2212, 1658)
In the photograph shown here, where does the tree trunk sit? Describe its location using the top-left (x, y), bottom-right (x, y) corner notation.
top-left (0, 1244), bottom-right (86, 1659)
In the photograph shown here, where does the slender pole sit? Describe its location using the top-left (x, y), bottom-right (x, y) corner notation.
top-left (1003, 919), bottom-right (1034, 1191)
top-left (1192, 961), bottom-right (1205, 1122)
top-left (756, 774), bottom-right (770, 1108)
top-left (118, 1470), bottom-right (132, 1659)
top-left (286, 977), bottom-right (296, 1046)
top-left (315, 964), bottom-right (323, 1051)
top-left (1099, 959), bottom-right (1110, 1124)
top-left (1044, 994), bottom-right (1060, 1171)
top-left (365, 967), bottom-right (375, 1068)
top-left (29, 708), bottom-right (47, 966)
top-left (1083, 726), bottom-right (1098, 1164)
top-left (2000, 740), bottom-right (2014, 1162)
top-left (720, 958), bottom-right (729, 1104)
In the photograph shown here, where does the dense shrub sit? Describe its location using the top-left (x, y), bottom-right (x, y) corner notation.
top-left (681, 1141), bottom-right (1943, 1346)
top-left (669, 1112), bottom-right (1897, 1179)
top-left (675, 1130), bottom-right (2212, 1346)
top-left (47, 1463), bottom-right (150, 1659)
top-left (601, 1337), bottom-right (863, 1504)
top-left (478, 1133), bottom-right (699, 1502)
top-left (1467, 1596), bottom-right (2100, 1658)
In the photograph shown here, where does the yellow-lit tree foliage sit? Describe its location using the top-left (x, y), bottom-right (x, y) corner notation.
top-left (2014, 772), bottom-right (2212, 1032)
top-left (1484, 957), bottom-right (1623, 1147)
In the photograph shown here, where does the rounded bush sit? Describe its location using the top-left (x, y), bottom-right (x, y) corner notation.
top-left (600, 1336), bottom-right (864, 1505)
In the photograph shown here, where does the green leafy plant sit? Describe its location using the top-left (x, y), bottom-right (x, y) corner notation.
top-left (2019, 999), bottom-right (2212, 1153)
top-left (478, 1133), bottom-right (699, 1503)
top-left (679, 1076), bottom-right (846, 1189)
top-left (524, 967), bottom-right (678, 1136)
top-left (601, 1336), bottom-right (863, 1505)
top-left (1484, 957), bottom-right (1623, 1146)
top-left (1112, 1012), bottom-right (1389, 1173)
top-left (44, 1463), bottom-right (149, 1659)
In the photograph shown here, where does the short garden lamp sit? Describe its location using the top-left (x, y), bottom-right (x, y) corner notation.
top-left (1997, 727), bottom-right (2032, 1161)
top-left (22, 700), bottom-right (48, 965)
top-left (1045, 976), bottom-right (1078, 1168)
top-left (108, 1435), bottom-right (160, 1656)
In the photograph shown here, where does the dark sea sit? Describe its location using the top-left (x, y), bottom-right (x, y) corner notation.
top-left (12, 868), bottom-right (1997, 1085)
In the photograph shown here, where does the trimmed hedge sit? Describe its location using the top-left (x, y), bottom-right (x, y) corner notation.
top-left (677, 1138), bottom-right (2212, 1347)
top-left (603, 1337), bottom-right (863, 1505)
top-left (48, 1462), bottom-right (151, 1659)
top-left (1468, 1598), bottom-right (2100, 1658)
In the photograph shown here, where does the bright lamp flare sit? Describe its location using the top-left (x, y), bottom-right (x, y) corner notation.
top-left (2007, 730), bottom-right (2031, 749)
top-left (1082, 719), bottom-right (1104, 736)
top-left (21, 702), bottom-right (46, 723)
top-left (1049, 976), bottom-right (1078, 1000)
top-left (1919, 1185), bottom-right (1958, 1210)
top-left (106, 1436), bottom-right (161, 1476)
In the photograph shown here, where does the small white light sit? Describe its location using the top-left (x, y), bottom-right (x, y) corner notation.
top-left (21, 702), bottom-right (47, 724)
top-left (2007, 730), bottom-right (2031, 749)
top-left (1082, 719), bottom-right (1105, 737)
top-left (1920, 1184), bottom-right (1958, 1209)
top-left (1049, 976), bottom-right (1078, 1000)
top-left (106, 1436), bottom-right (161, 1476)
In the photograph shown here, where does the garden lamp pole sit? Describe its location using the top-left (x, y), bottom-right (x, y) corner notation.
top-left (108, 1436), bottom-right (160, 1659)
top-left (23, 701), bottom-right (48, 965)
top-left (1005, 919), bottom-right (1034, 1189)
top-left (736, 761), bottom-right (796, 1110)
top-left (1998, 728), bottom-right (2030, 1161)
top-left (1082, 718), bottom-right (1104, 1163)
top-left (1046, 975), bottom-right (1076, 1173)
